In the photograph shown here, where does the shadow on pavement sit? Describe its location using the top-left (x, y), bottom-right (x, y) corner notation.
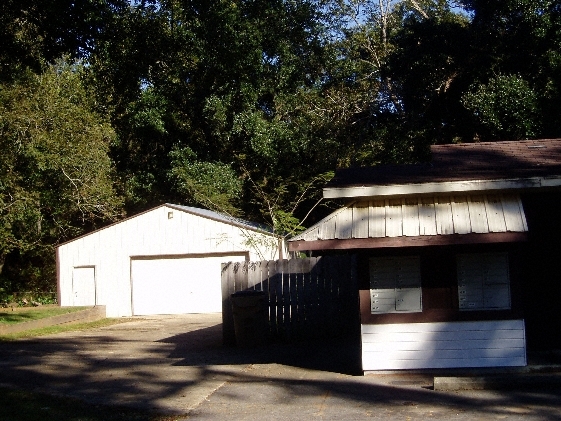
top-left (0, 317), bottom-right (559, 419)
top-left (159, 324), bottom-right (363, 375)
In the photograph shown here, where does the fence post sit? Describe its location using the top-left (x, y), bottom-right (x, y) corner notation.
top-left (221, 262), bottom-right (236, 345)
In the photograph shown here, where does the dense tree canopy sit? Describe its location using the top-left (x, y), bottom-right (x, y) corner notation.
top-left (1, 0), bottom-right (561, 294)
top-left (0, 60), bottom-right (122, 292)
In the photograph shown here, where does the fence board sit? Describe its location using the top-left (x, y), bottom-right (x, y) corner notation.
top-left (268, 260), bottom-right (280, 338)
top-left (288, 259), bottom-right (300, 338)
top-left (308, 257), bottom-right (320, 334)
top-left (221, 256), bottom-right (358, 344)
top-left (247, 261), bottom-right (262, 290)
top-left (296, 259), bottom-right (307, 337)
top-left (277, 260), bottom-right (290, 339)
top-left (221, 262), bottom-right (236, 345)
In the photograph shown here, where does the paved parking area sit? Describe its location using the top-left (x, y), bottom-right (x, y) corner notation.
top-left (0, 314), bottom-right (560, 420)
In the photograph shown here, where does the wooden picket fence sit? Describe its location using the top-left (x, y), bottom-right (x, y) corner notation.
top-left (221, 255), bottom-right (358, 345)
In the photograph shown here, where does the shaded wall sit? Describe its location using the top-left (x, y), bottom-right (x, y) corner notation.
top-left (521, 191), bottom-right (561, 350)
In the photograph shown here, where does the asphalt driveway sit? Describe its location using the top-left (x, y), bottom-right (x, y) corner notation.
top-left (0, 314), bottom-right (560, 420)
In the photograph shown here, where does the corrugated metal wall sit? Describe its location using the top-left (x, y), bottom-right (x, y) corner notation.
top-left (58, 205), bottom-right (283, 317)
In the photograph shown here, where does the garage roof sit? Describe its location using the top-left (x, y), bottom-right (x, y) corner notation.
top-left (166, 204), bottom-right (273, 233)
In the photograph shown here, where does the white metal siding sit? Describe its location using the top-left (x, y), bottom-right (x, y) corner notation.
top-left (361, 320), bottom-right (527, 370)
top-left (291, 194), bottom-right (527, 242)
top-left (58, 205), bottom-right (282, 317)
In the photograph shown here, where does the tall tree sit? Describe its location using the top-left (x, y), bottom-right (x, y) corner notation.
top-left (0, 61), bottom-right (123, 291)
top-left (0, 0), bottom-right (129, 82)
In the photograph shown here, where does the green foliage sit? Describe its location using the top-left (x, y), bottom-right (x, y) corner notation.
top-left (3, 0), bottom-right (561, 294)
top-left (462, 74), bottom-right (541, 140)
top-left (168, 147), bottom-right (242, 216)
top-left (0, 60), bottom-right (123, 288)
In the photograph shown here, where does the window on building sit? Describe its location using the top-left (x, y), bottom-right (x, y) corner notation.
top-left (369, 256), bottom-right (422, 314)
top-left (457, 252), bottom-right (511, 311)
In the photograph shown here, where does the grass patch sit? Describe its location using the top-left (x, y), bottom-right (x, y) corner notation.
top-left (0, 318), bottom-right (136, 341)
top-left (0, 306), bottom-right (88, 325)
top-left (0, 386), bottom-right (185, 421)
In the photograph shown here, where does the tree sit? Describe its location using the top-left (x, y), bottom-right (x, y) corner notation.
top-left (87, 0), bottom-right (333, 229)
top-left (0, 60), bottom-right (123, 291)
top-left (462, 74), bottom-right (540, 141)
top-left (168, 146), bottom-right (243, 216)
top-left (0, 0), bottom-right (129, 82)
top-left (458, 0), bottom-right (561, 138)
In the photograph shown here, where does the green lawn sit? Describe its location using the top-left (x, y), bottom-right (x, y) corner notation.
top-left (0, 306), bottom-right (89, 325)
top-left (0, 317), bottom-right (136, 341)
top-left (0, 387), bottom-right (184, 421)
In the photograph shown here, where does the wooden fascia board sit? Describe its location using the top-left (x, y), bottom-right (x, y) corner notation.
top-left (323, 176), bottom-right (561, 199)
top-left (288, 232), bottom-right (528, 252)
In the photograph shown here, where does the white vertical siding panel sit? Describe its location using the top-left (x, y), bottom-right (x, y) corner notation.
top-left (74, 238), bottom-right (83, 264)
top-left (486, 195), bottom-right (508, 232)
top-left (171, 208), bottom-right (184, 254)
top-left (501, 194), bottom-right (527, 232)
top-left (352, 203), bottom-right (370, 238)
top-left (335, 208), bottom-right (353, 239)
top-left (201, 215), bottom-right (211, 252)
top-left (468, 195), bottom-right (489, 233)
top-left (130, 215), bottom-right (143, 254)
top-left (370, 200), bottom-right (386, 238)
top-left (233, 226), bottom-right (248, 253)
top-left (153, 206), bottom-right (164, 254)
top-left (202, 217), bottom-right (212, 252)
top-left (402, 198), bottom-right (420, 237)
top-left (185, 213), bottom-right (194, 254)
top-left (419, 197), bottom-right (437, 236)
top-left (320, 215), bottom-right (336, 240)
top-left (435, 197), bottom-right (454, 235)
top-left (386, 199), bottom-right (403, 237)
top-left (161, 207), bottom-right (174, 253)
top-left (125, 217), bottom-right (138, 255)
top-left (451, 196), bottom-right (471, 234)
top-left (205, 219), bottom-right (215, 249)
top-left (519, 196), bottom-right (529, 231)
top-left (303, 226), bottom-right (320, 241)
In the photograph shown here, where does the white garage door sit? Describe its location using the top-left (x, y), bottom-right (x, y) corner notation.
top-left (131, 255), bottom-right (246, 315)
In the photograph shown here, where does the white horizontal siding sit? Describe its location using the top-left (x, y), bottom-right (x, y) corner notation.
top-left (291, 194), bottom-right (527, 242)
top-left (361, 320), bottom-right (527, 370)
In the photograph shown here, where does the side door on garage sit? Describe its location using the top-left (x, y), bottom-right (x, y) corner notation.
top-left (72, 266), bottom-right (96, 306)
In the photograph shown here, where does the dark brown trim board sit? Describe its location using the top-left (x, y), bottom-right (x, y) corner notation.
top-left (289, 232), bottom-right (528, 252)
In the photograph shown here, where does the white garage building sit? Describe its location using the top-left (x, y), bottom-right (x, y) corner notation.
top-left (57, 204), bottom-right (284, 317)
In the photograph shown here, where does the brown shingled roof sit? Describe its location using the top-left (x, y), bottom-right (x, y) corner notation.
top-left (325, 139), bottom-right (561, 188)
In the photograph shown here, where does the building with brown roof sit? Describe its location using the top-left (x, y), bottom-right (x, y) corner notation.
top-left (288, 139), bottom-right (561, 372)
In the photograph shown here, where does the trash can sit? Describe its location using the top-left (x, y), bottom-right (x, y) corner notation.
top-left (231, 290), bottom-right (268, 348)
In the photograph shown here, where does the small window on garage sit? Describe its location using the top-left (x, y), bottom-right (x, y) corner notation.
top-left (369, 256), bottom-right (422, 314)
top-left (457, 252), bottom-right (511, 311)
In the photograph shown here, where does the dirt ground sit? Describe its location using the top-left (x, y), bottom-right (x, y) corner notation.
top-left (0, 314), bottom-right (560, 420)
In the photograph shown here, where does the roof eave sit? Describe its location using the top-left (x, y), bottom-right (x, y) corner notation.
top-left (323, 176), bottom-right (561, 200)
